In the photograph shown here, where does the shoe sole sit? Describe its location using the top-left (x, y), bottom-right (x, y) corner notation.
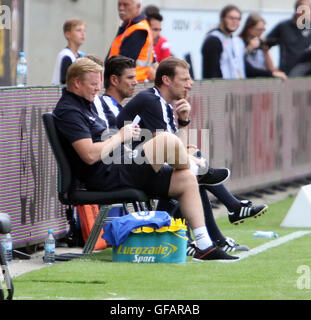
top-left (192, 255), bottom-right (239, 262)
top-left (199, 169), bottom-right (231, 186)
top-left (192, 257), bottom-right (227, 262)
top-left (232, 205), bottom-right (268, 225)
top-left (234, 245), bottom-right (250, 252)
top-left (192, 257), bottom-right (205, 262)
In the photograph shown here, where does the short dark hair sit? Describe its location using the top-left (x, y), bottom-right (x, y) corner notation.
top-left (104, 55), bottom-right (136, 89)
top-left (220, 4), bottom-right (242, 19)
top-left (155, 57), bottom-right (190, 87)
top-left (85, 54), bottom-right (105, 67)
top-left (144, 5), bottom-right (163, 23)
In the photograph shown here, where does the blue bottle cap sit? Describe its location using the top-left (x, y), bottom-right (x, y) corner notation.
top-left (19, 52), bottom-right (25, 57)
top-left (48, 229), bottom-right (53, 234)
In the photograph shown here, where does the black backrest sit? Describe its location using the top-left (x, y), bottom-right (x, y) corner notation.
top-left (42, 112), bottom-right (73, 197)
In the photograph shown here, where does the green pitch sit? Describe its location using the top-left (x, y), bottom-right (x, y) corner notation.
top-left (13, 196), bottom-right (311, 300)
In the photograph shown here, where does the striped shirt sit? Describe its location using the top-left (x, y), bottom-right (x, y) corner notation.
top-left (117, 87), bottom-right (177, 140)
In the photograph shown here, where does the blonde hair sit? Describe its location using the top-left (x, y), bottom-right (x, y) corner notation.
top-left (63, 18), bottom-right (86, 34)
top-left (66, 58), bottom-right (103, 87)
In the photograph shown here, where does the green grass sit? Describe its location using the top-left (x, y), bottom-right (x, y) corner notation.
top-left (13, 195), bottom-right (311, 300)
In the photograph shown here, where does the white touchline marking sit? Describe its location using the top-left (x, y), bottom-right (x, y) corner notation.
top-left (220, 231), bottom-right (311, 263)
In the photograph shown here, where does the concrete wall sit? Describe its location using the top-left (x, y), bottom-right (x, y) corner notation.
top-left (24, 0), bottom-right (119, 86)
top-left (143, 0), bottom-right (295, 11)
top-left (24, 0), bottom-right (296, 86)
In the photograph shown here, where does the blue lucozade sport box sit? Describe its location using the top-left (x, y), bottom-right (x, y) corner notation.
top-left (112, 218), bottom-right (188, 264)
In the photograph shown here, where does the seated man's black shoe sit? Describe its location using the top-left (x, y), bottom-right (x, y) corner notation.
top-left (197, 167), bottom-right (230, 186)
top-left (192, 245), bottom-right (239, 261)
top-left (228, 204), bottom-right (268, 225)
top-left (216, 237), bottom-right (249, 252)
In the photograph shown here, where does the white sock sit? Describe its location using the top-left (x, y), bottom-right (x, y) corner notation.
top-left (189, 159), bottom-right (199, 176)
top-left (192, 226), bottom-right (213, 250)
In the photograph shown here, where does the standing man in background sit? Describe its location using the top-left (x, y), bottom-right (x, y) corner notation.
top-left (107, 0), bottom-right (156, 82)
top-left (144, 5), bottom-right (172, 62)
top-left (265, 0), bottom-right (311, 75)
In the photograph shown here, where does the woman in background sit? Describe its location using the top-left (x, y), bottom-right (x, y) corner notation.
top-left (240, 13), bottom-right (276, 72)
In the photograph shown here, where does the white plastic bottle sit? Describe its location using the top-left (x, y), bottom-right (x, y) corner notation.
top-left (44, 229), bottom-right (55, 265)
top-left (16, 52), bottom-right (27, 87)
top-left (253, 231), bottom-right (279, 239)
top-left (1, 233), bottom-right (13, 263)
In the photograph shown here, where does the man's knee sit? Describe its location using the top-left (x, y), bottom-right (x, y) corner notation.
top-left (176, 168), bottom-right (198, 186)
top-left (153, 132), bottom-right (181, 150)
top-left (184, 169), bottom-right (198, 185)
top-left (155, 132), bottom-right (189, 168)
top-left (169, 168), bottom-right (199, 197)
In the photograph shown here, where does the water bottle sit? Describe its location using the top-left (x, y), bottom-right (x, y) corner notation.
top-left (253, 231), bottom-right (279, 239)
top-left (16, 52), bottom-right (27, 87)
top-left (1, 233), bottom-right (13, 263)
top-left (44, 229), bottom-right (55, 265)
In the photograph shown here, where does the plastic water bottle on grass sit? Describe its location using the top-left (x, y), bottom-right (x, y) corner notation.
top-left (1, 233), bottom-right (13, 263)
top-left (253, 231), bottom-right (279, 239)
top-left (44, 229), bottom-right (55, 265)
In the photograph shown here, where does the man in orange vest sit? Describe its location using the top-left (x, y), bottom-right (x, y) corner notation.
top-left (107, 0), bottom-right (156, 82)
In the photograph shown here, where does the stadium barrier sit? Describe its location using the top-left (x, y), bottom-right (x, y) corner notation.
top-left (187, 78), bottom-right (311, 193)
top-left (0, 87), bottom-right (66, 248)
top-left (0, 78), bottom-right (310, 247)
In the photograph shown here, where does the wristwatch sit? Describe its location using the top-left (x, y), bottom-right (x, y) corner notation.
top-left (178, 118), bottom-right (191, 127)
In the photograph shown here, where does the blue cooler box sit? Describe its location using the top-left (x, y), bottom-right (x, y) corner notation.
top-left (112, 219), bottom-right (188, 263)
